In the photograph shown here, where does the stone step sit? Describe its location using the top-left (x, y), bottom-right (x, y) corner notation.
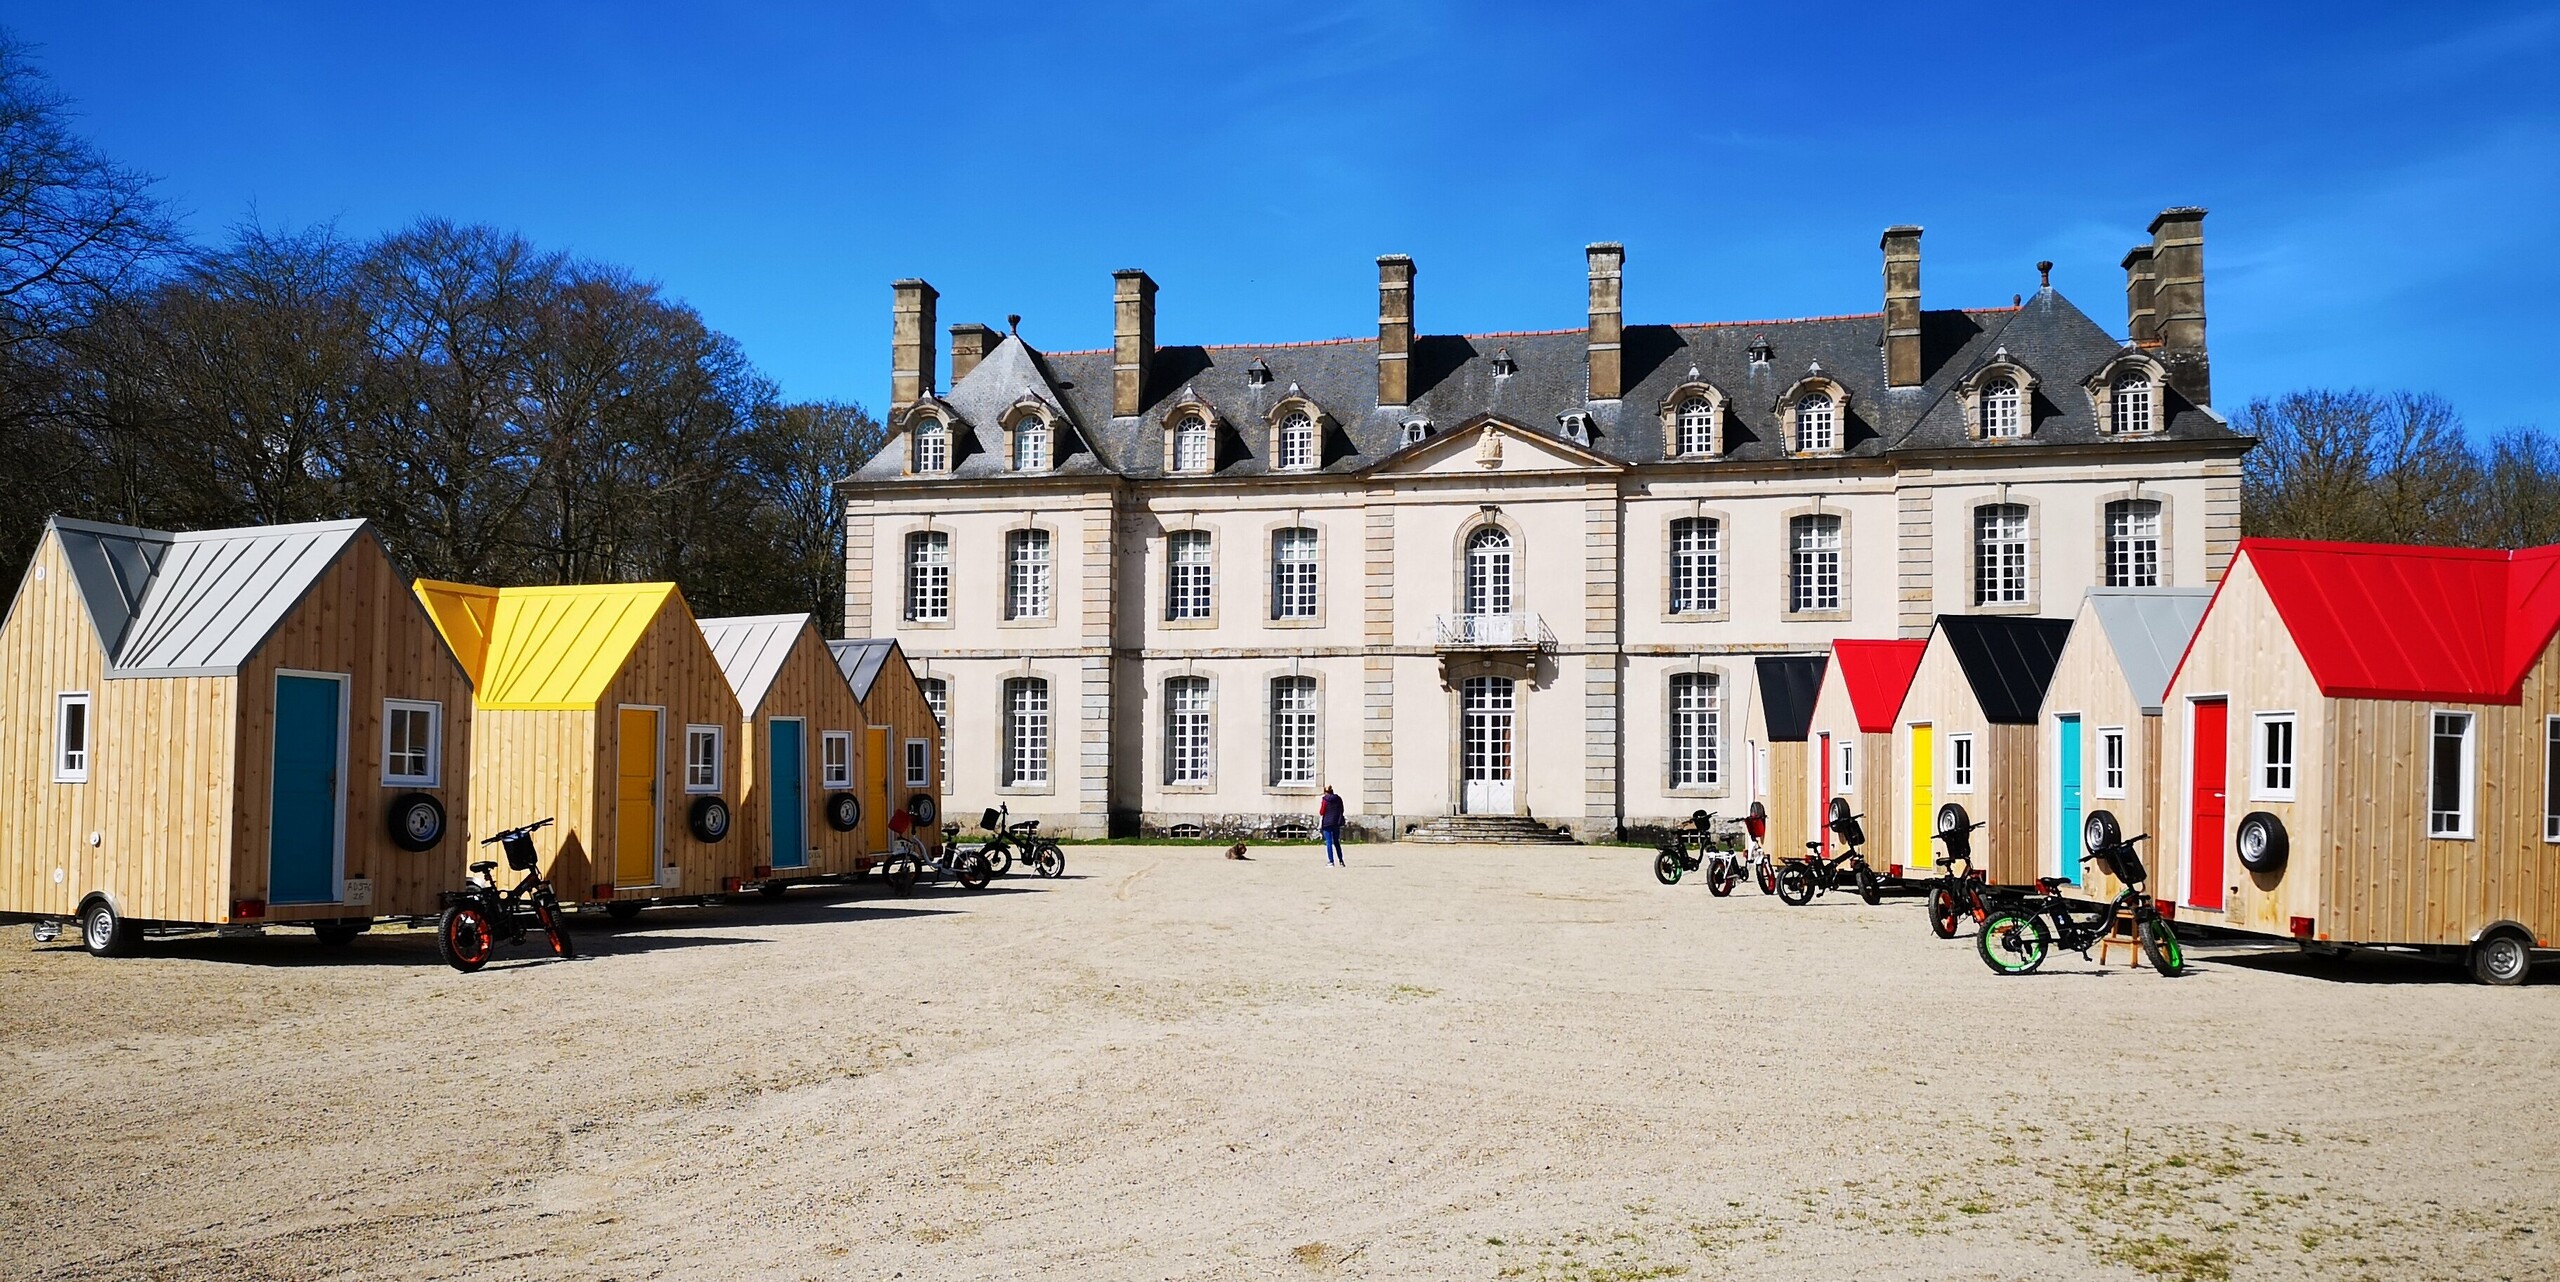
top-left (1405, 815), bottom-right (1579, 845)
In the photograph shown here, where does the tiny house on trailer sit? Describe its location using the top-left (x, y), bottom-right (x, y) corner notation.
top-left (415, 580), bottom-right (743, 913)
top-left (2038, 588), bottom-right (2211, 895)
top-left (1805, 639), bottom-right (1929, 870)
top-left (0, 517), bottom-right (472, 955)
top-left (1753, 656), bottom-right (1828, 859)
top-left (1896, 615), bottom-right (2075, 884)
top-left (2154, 538), bottom-right (2560, 984)
top-left (830, 638), bottom-right (944, 852)
top-left (697, 614), bottom-right (875, 893)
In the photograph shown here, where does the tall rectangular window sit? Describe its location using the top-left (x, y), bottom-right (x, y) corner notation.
top-left (1838, 741), bottom-right (1855, 791)
top-left (2099, 728), bottom-right (2127, 796)
top-left (912, 422), bottom-right (948, 473)
top-left (1789, 515), bottom-right (1842, 614)
top-left (920, 677), bottom-right (948, 778)
top-left (2105, 499), bottom-right (2163, 588)
top-left (2430, 711), bottom-right (2474, 837)
top-left (822, 731), bottom-right (853, 789)
top-left (1003, 678), bottom-right (1050, 787)
top-left (1012, 418), bottom-right (1048, 471)
top-left (1974, 504), bottom-right (2029, 605)
top-left (905, 740), bottom-right (930, 788)
top-left (905, 531), bottom-right (950, 622)
top-left (1269, 677), bottom-right (1318, 786)
top-left (1668, 672), bottom-right (1721, 788)
top-left (1167, 530), bottom-right (1214, 621)
top-left (685, 725), bottom-right (722, 793)
top-left (53, 692), bottom-right (90, 783)
top-left (1668, 517), bottom-right (1720, 616)
top-left (1005, 528), bottom-right (1052, 621)
top-left (382, 699), bottom-right (441, 786)
top-left (1272, 527), bottom-right (1319, 620)
top-left (2253, 712), bottom-right (2296, 800)
top-left (1949, 734), bottom-right (1975, 791)
top-left (1166, 676), bottom-right (1211, 784)
top-left (2545, 717), bottom-right (2560, 842)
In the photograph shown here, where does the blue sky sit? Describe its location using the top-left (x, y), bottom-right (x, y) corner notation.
top-left (15, 2), bottom-right (2558, 428)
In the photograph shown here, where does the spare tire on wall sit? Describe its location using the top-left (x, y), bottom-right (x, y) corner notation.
top-left (387, 792), bottom-right (446, 852)
top-left (906, 794), bottom-right (938, 827)
top-left (689, 795), bottom-right (732, 843)
top-left (2236, 811), bottom-right (2288, 876)
top-left (824, 792), bottom-right (861, 833)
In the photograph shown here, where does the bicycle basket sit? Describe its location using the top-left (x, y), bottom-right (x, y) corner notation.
top-left (1689, 809), bottom-right (1714, 833)
top-left (501, 832), bottom-right (541, 872)
top-left (888, 810), bottom-right (915, 837)
top-left (1744, 801), bottom-right (1767, 842)
top-left (980, 807), bottom-right (1002, 831)
top-left (1830, 812), bottom-right (1866, 848)
top-left (2097, 845), bottom-right (2148, 886)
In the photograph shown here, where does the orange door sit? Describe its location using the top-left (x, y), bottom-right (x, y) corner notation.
top-left (616, 708), bottom-right (661, 886)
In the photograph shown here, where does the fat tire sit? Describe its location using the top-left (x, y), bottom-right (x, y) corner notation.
top-left (1776, 863), bottom-right (1815, 906)
top-left (1976, 911), bottom-right (2052, 975)
top-left (956, 851), bottom-right (991, 891)
top-left (1857, 866), bottom-right (1882, 906)
top-left (1654, 849), bottom-right (1683, 886)
top-left (983, 843), bottom-right (1014, 877)
top-left (883, 858), bottom-right (919, 896)
top-left (1034, 843), bottom-right (1065, 878)
top-left (2141, 916), bottom-right (2186, 977)
top-left (535, 894), bottom-right (575, 960)
top-left (1708, 862), bottom-right (1739, 897)
top-left (437, 904), bottom-right (494, 973)
top-left (1927, 886), bottom-right (1961, 939)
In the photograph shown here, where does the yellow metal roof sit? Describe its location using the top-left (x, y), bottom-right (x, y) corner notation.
top-left (413, 579), bottom-right (679, 710)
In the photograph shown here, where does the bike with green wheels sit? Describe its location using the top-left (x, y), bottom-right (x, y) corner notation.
top-left (1976, 809), bottom-right (2185, 977)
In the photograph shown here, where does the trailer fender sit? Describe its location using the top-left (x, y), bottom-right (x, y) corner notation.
top-left (73, 892), bottom-right (139, 958)
top-left (2469, 919), bottom-right (2542, 948)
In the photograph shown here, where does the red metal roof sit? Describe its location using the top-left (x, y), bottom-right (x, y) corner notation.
top-left (1831, 639), bottom-right (1929, 732)
top-left (2233, 538), bottom-right (2560, 704)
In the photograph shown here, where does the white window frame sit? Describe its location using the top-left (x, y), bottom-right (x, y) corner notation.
top-left (1012, 416), bottom-right (1049, 471)
top-left (2113, 374), bottom-right (2155, 435)
top-left (1668, 517), bottom-right (1720, 616)
top-left (1005, 528), bottom-right (1053, 621)
top-left (381, 698), bottom-right (442, 787)
top-left (2546, 716), bottom-right (2560, 843)
top-left (1948, 733), bottom-right (1975, 793)
top-left (1166, 529), bottom-right (1214, 621)
top-left (1003, 678), bottom-right (1051, 788)
top-left (920, 677), bottom-right (949, 778)
top-left (912, 420), bottom-right (948, 473)
top-left (1675, 396), bottom-right (1715, 456)
top-left (2097, 727), bottom-right (2127, 798)
top-left (1974, 504), bottom-right (2030, 606)
top-left (2105, 499), bottom-right (2163, 588)
top-left (821, 730), bottom-right (853, 789)
top-left (905, 738), bottom-right (931, 788)
top-left (905, 531), bottom-right (950, 623)
top-left (1796, 392), bottom-right (1837, 452)
top-left (2429, 711), bottom-right (2476, 839)
top-left (684, 725), bottom-right (723, 794)
top-left (1838, 740), bottom-right (1855, 791)
top-left (2251, 711), bottom-right (2297, 801)
top-left (1980, 378), bottom-right (2022, 439)
top-left (1668, 671), bottom-right (1722, 789)
top-left (1277, 411), bottom-right (1317, 471)
top-left (1269, 676), bottom-right (1318, 787)
top-left (1173, 415), bottom-right (1211, 473)
top-left (1272, 527), bottom-right (1319, 621)
top-left (53, 691), bottom-right (92, 783)
top-left (1166, 676), bottom-right (1212, 785)
top-left (1789, 514), bottom-right (1842, 614)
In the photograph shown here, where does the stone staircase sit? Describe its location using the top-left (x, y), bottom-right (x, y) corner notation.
top-left (1405, 814), bottom-right (1579, 845)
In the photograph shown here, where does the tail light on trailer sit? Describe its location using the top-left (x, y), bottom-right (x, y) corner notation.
top-left (591, 883), bottom-right (615, 902)
top-left (752, 865), bottom-right (774, 879)
top-left (232, 898), bottom-right (266, 920)
top-left (2290, 916), bottom-right (2315, 940)
top-left (1888, 864), bottom-right (1903, 879)
top-left (722, 877), bottom-right (744, 894)
top-left (2156, 900), bottom-right (2177, 920)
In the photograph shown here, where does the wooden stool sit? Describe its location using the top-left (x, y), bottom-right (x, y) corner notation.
top-left (2096, 905), bottom-right (2145, 968)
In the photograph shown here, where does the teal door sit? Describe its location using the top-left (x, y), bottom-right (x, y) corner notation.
top-left (269, 675), bottom-right (343, 904)
top-left (2056, 714), bottom-right (2083, 883)
top-left (770, 720), bottom-right (807, 869)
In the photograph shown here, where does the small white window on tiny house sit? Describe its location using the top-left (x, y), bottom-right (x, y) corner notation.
top-left (2546, 717), bottom-right (2560, 842)
top-left (1839, 741), bottom-right (1855, 791)
top-left (54, 692), bottom-right (91, 783)
top-left (905, 739), bottom-right (930, 788)
top-left (2430, 711), bottom-right (2476, 838)
top-left (2098, 727), bottom-right (2127, 798)
top-left (2252, 712), bottom-right (2296, 800)
top-left (822, 731), bottom-right (853, 789)
top-left (382, 699), bottom-right (442, 787)
top-left (1948, 734), bottom-right (1975, 792)
top-left (685, 725), bottom-right (722, 793)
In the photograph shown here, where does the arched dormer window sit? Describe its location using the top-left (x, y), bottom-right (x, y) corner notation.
top-left (1658, 380), bottom-right (1726, 460)
top-left (2086, 353), bottom-right (2167, 436)
top-left (2113, 372), bottom-right (2155, 434)
top-left (1171, 415), bottom-right (1211, 473)
top-left (1981, 380), bottom-right (2021, 438)
top-left (1267, 396), bottom-right (1325, 472)
top-left (1676, 397), bottom-right (1715, 455)
top-left (1958, 355), bottom-right (2039, 442)
top-left (911, 416), bottom-right (950, 473)
top-left (1778, 374), bottom-right (1850, 455)
top-left (1001, 401), bottom-right (1055, 472)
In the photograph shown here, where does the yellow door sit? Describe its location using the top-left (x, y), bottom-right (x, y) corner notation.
top-left (864, 726), bottom-right (891, 851)
top-left (616, 708), bottom-right (660, 886)
top-left (1909, 724), bottom-right (1934, 871)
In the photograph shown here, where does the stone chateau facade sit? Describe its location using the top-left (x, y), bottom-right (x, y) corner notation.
top-left (837, 210), bottom-right (2245, 840)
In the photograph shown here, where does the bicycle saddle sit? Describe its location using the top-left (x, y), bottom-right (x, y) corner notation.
top-left (2036, 876), bottom-right (2070, 891)
top-left (1804, 841), bottom-right (1824, 851)
top-left (469, 860), bottom-right (498, 874)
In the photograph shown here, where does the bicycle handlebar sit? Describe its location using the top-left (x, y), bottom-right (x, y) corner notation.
top-left (480, 817), bottom-right (556, 844)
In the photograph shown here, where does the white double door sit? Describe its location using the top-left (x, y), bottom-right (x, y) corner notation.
top-left (1460, 676), bottom-right (1517, 813)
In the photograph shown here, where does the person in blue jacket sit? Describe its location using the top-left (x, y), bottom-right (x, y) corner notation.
top-left (1318, 785), bottom-right (1346, 866)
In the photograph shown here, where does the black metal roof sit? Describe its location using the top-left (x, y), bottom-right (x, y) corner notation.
top-left (1755, 655), bottom-right (1829, 742)
top-left (1936, 615), bottom-right (2076, 725)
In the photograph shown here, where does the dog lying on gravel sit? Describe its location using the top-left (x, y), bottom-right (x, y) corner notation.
top-left (1226, 843), bottom-right (1250, 860)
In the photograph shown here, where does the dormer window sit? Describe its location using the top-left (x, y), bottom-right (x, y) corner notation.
top-left (1557, 412), bottom-right (1592, 445)
top-left (1278, 411), bottom-right (1316, 470)
top-left (1400, 417), bottom-right (1431, 447)
top-left (1748, 338), bottom-right (1774, 364)
top-left (1795, 392), bottom-right (1837, 452)
top-left (1172, 414), bottom-right (1211, 473)
top-left (1980, 379), bottom-right (2022, 439)
top-left (912, 418), bottom-right (949, 473)
top-left (1491, 348), bottom-right (1517, 377)
top-left (1245, 358), bottom-right (1272, 387)
top-left (2113, 373), bottom-right (2155, 434)
top-left (1675, 396), bottom-right (1715, 456)
top-left (1012, 415), bottom-right (1050, 471)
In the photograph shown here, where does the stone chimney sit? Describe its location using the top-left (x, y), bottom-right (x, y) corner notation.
top-left (1113, 269), bottom-right (1157, 418)
top-left (2148, 207), bottom-right (2210, 406)
top-left (1377, 255), bottom-right (1414, 407)
top-left (2120, 246), bottom-right (2159, 346)
top-left (949, 323), bottom-right (998, 384)
top-left (1880, 226), bottom-right (1923, 387)
top-left (891, 278), bottom-right (938, 415)
top-left (1586, 242), bottom-right (1625, 401)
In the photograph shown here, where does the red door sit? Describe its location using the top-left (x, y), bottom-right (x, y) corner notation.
top-left (2189, 699), bottom-right (2228, 910)
top-left (1818, 733), bottom-right (1833, 858)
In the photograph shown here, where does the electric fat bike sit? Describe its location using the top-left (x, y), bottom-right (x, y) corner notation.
top-left (879, 811), bottom-right (994, 894)
top-left (1920, 803), bottom-right (1995, 939)
top-left (970, 803), bottom-right (1065, 879)
top-left (1976, 810), bottom-right (2186, 977)
top-left (437, 818), bottom-right (575, 973)
top-left (1653, 809), bottom-right (1743, 893)
top-left (1776, 799), bottom-right (1883, 906)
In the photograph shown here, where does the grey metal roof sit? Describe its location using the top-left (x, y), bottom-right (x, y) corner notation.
top-left (827, 638), bottom-right (898, 700)
top-left (2083, 587), bottom-right (2214, 714)
top-left (852, 285), bottom-right (2240, 485)
top-left (48, 516), bottom-right (370, 678)
top-left (698, 613), bottom-right (816, 715)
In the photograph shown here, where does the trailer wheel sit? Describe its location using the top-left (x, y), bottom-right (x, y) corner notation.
top-left (605, 899), bottom-right (643, 922)
top-left (2082, 809), bottom-right (2122, 856)
top-left (386, 792), bottom-right (447, 852)
top-left (906, 794), bottom-right (938, 826)
top-left (80, 898), bottom-right (136, 958)
top-left (1936, 802), bottom-right (1970, 836)
top-left (2471, 929), bottom-right (2534, 987)
top-left (313, 922), bottom-right (366, 947)
top-left (759, 879), bottom-right (789, 899)
top-left (824, 791), bottom-right (861, 832)
top-left (688, 795), bottom-right (732, 843)
top-left (2235, 811), bottom-right (2288, 876)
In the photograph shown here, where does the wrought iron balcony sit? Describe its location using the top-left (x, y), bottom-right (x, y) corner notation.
top-left (1433, 612), bottom-right (1557, 652)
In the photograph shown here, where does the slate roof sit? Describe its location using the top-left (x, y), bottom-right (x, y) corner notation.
top-left (415, 580), bottom-right (680, 711)
top-left (1755, 655), bottom-right (1829, 742)
top-left (2081, 588), bottom-right (2213, 714)
top-left (47, 515), bottom-right (370, 678)
top-left (698, 614), bottom-right (816, 715)
top-left (851, 285), bottom-right (2239, 484)
top-left (828, 638), bottom-right (898, 700)
top-left (1936, 615), bottom-right (2076, 725)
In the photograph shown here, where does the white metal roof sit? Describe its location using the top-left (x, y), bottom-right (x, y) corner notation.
top-left (2084, 587), bottom-right (2215, 714)
top-left (827, 638), bottom-right (897, 700)
top-left (50, 516), bottom-right (369, 678)
top-left (697, 613), bottom-right (816, 714)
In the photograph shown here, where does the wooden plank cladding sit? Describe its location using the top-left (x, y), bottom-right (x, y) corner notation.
top-left (700, 615), bottom-right (878, 880)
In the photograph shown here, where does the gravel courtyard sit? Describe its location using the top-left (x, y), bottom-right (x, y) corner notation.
top-left (3, 842), bottom-right (2553, 1281)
